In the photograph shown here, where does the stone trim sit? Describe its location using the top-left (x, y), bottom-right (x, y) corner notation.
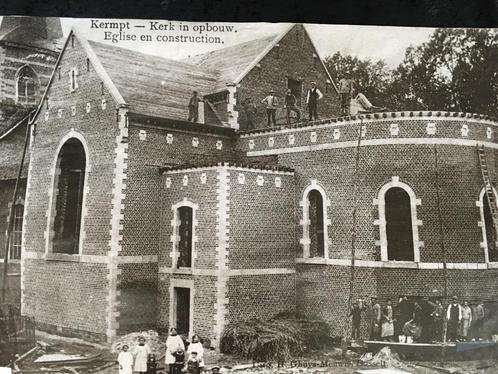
top-left (169, 199), bottom-right (199, 269)
top-left (296, 258), bottom-right (490, 270)
top-left (247, 138), bottom-right (498, 157)
top-left (169, 278), bottom-right (195, 339)
top-left (226, 84), bottom-right (238, 129)
top-left (159, 267), bottom-right (295, 276)
top-left (165, 165), bottom-right (293, 176)
top-left (373, 176), bottom-right (423, 262)
top-left (23, 251), bottom-right (157, 264)
top-left (476, 187), bottom-right (498, 263)
top-left (299, 180), bottom-right (331, 259)
top-left (106, 105), bottom-right (129, 342)
top-left (213, 166), bottom-right (230, 347)
top-left (240, 114), bottom-right (498, 139)
top-left (44, 130), bottom-right (92, 256)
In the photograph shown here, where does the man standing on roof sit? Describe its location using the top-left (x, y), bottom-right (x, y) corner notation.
top-left (188, 91), bottom-right (201, 122)
top-left (261, 89), bottom-right (279, 127)
top-left (338, 74), bottom-right (354, 116)
top-left (284, 89), bottom-right (301, 126)
top-left (306, 82), bottom-right (323, 121)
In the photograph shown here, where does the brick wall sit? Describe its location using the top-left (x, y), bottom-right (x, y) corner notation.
top-left (117, 262), bottom-right (158, 334)
top-left (23, 36), bottom-right (118, 257)
top-left (157, 273), bottom-right (218, 342)
top-left (238, 116), bottom-right (498, 263)
top-left (228, 170), bottom-right (297, 269)
top-left (297, 263), bottom-right (498, 338)
top-left (0, 43), bottom-right (58, 103)
top-left (159, 168), bottom-right (219, 269)
top-left (22, 35), bottom-right (119, 338)
top-left (226, 273), bottom-right (296, 322)
top-left (23, 259), bottom-right (108, 340)
top-left (236, 24), bottom-right (340, 131)
top-left (124, 125), bottom-right (235, 258)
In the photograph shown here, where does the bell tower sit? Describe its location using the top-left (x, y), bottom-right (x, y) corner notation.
top-left (0, 16), bottom-right (63, 124)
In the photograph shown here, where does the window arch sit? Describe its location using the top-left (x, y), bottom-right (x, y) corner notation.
top-left (477, 187), bottom-right (498, 262)
top-left (15, 65), bottom-right (39, 105)
top-left (50, 138), bottom-right (87, 254)
top-left (374, 177), bottom-right (422, 262)
top-left (171, 199), bottom-right (198, 269)
top-left (300, 180), bottom-right (330, 259)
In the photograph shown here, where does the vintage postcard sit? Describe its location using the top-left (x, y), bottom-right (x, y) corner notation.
top-left (1, 16), bottom-right (498, 374)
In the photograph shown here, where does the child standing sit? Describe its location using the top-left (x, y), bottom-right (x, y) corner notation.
top-left (186, 334), bottom-right (204, 373)
top-left (117, 345), bottom-right (133, 374)
top-left (134, 337), bottom-right (151, 374)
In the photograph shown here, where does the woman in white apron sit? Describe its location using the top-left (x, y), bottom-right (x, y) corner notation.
top-left (134, 337), bottom-right (151, 374)
top-left (165, 328), bottom-right (185, 373)
top-left (117, 345), bottom-right (133, 374)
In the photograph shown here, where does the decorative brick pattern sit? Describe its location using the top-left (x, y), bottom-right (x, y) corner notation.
top-left (213, 167), bottom-right (230, 346)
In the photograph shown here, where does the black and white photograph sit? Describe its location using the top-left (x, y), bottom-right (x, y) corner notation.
top-left (2, 13), bottom-right (498, 374)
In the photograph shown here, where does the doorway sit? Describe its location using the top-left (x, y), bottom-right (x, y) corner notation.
top-left (174, 287), bottom-right (191, 335)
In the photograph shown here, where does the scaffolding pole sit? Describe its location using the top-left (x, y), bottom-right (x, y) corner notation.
top-left (348, 119), bottom-right (364, 312)
top-left (433, 145), bottom-right (448, 365)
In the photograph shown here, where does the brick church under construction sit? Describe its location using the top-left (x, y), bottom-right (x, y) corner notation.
top-left (1, 17), bottom-right (498, 345)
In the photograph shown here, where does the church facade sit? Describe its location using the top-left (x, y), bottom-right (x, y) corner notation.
top-left (4, 20), bottom-right (498, 345)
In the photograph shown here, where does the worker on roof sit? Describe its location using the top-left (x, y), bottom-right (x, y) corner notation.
top-left (306, 81), bottom-right (323, 121)
top-left (284, 89), bottom-right (301, 126)
top-left (242, 97), bottom-right (257, 131)
top-left (261, 89), bottom-right (279, 127)
top-left (188, 90), bottom-right (201, 123)
top-left (338, 74), bottom-right (354, 116)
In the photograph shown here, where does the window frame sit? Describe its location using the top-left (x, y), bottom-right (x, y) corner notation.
top-left (299, 180), bottom-right (330, 259)
top-left (45, 132), bottom-right (90, 256)
top-left (374, 177), bottom-right (423, 263)
top-left (170, 199), bottom-right (199, 270)
top-left (15, 65), bottom-right (39, 105)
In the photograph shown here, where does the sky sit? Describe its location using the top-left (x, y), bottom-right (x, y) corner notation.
top-left (58, 18), bottom-right (435, 69)
top-left (0, 16), bottom-right (434, 68)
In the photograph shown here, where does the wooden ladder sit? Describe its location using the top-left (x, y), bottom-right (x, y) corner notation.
top-left (477, 145), bottom-right (498, 241)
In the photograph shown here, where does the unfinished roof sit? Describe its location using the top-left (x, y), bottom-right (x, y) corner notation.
top-left (89, 40), bottom-right (220, 121)
top-left (185, 34), bottom-right (279, 92)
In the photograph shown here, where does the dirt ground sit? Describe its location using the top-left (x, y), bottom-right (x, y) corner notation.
top-left (12, 332), bottom-right (498, 374)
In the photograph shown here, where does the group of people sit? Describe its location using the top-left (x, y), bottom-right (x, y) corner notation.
top-left (349, 295), bottom-right (486, 343)
top-left (259, 82), bottom-right (323, 128)
top-left (117, 328), bottom-right (211, 374)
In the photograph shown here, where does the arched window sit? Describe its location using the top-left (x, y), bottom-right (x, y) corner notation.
top-left (16, 65), bottom-right (39, 105)
top-left (177, 206), bottom-right (193, 268)
top-left (308, 190), bottom-right (325, 257)
top-left (300, 181), bottom-right (329, 259)
top-left (375, 177), bottom-right (422, 262)
top-left (171, 200), bottom-right (198, 269)
top-left (385, 187), bottom-right (414, 261)
top-left (52, 138), bottom-right (86, 254)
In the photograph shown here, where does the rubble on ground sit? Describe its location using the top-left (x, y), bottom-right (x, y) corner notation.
top-left (361, 347), bottom-right (402, 367)
top-left (111, 330), bottom-right (165, 355)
